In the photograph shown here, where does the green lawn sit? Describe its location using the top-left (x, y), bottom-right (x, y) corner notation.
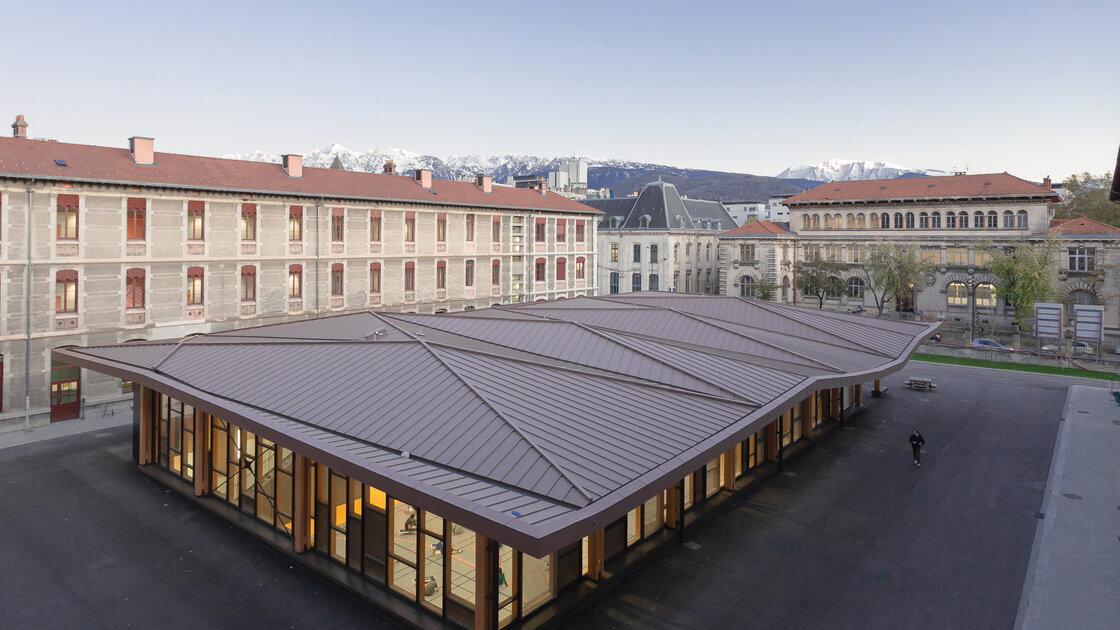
top-left (911, 352), bottom-right (1116, 381)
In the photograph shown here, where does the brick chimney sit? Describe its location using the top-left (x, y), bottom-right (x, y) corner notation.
top-left (383, 159), bottom-right (396, 175)
top-left (476, 174), bottom-right (493, 193)
top-left (1042, 175), bottom-right (1052, 189)
top-left (282, 154), bottom-right (303, 178)
top-left (415, 168), bottom-right (432, 189)
top-left (11, 114), bottom-right (27, 138)
top-left (129, 136), bottom-right (155, 165)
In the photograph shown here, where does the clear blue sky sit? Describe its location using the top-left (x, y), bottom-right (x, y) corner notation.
top-left (6, 0), bottom-right (1118, 181)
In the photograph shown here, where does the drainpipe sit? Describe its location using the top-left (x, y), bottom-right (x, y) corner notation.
top-left (24, 182), bottom-right (34, 431)
top-left (314, 201), bottom-right (321, 317)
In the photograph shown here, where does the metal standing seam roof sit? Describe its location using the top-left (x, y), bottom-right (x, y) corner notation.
top-left (55, 293), bottom-right (939, 556)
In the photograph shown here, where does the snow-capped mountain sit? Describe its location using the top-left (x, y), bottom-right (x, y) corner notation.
top-left (778, 160), bottom-right (949, 182)
top-left (224, 144), bottom-right (687, 189)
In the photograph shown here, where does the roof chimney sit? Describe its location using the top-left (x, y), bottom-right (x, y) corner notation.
top-left (383, 159), bottom-right (396, 175)
top-left (11, 114), bottom-right (27, 138)
top-left (282, 154), bottom-right (303, 178)
top-left (476, 174), bottom-right (493, 193)
top-left (415, 168), bottom-right (432, 189)
top-left (1042, 175), bottom-right (1052, 190)
top-left (129, 136), bottom-right (155, 165)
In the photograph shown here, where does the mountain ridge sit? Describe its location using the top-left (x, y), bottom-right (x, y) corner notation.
top-left (777, 159), bottom-right (949, 182)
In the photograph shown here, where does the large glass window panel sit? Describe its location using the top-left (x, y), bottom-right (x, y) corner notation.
top-left (391, 559), bottom-right (418, 601)
top-left (423, 530), bottom-right (444, 612)
top-left (521, 551), bottom-right (553, 614)
top-left (449, 524), bottom-right (475, 608)
top-left (643, 495), bottom-right (663, 536)
top-left (626, 507), bottom-right (640, 546)
top-left (705, 458), bottom-right (720, 498)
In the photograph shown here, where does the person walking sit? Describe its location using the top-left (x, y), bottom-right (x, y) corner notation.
top-left (909, 429), bottom-right (926, 467)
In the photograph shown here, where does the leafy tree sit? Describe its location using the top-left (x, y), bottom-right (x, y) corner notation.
top-left (1053, 172), bottom-right (1118, 226)
top-left (856, 241), bottom-right (927, 316)
top-left (985, 239), bottom-right (1056, 328)
top-left (753, 274), bottom-right (779, 301)
top-left (795, 254), bottom-right (846, 309)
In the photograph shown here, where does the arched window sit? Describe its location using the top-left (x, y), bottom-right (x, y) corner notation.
top-left (802, 215), bottom-right (810, 230)
top-left (1068, 289), bottom-right (1096, 305)
top-left (1016, 210), bottom-right (1028, 228)
top-left (974, 211), bottom-right (985, 228)
top-left (905, 212), bottom-right (915, 229)
top-left (673, 244), bottom-right (679, 262)
top-left (404, 261), bottom-right (416, 292)
top-left (639, 214), bottom-right (651, 228)
top-left (959, 211), bottom-right (969, 228)
top-left (986, 211), bottom-right (998, 228)
top-left (534, 257), bottom-right (546, 282)
top-left (491, 259), bottom-right (501, 285)
top-left (855, 213), bottom-right (865, 228)
top-left (976, 282), bottom-right (996, 307)
top-left (331, 262), bottom-right (344, 296)
top-left (848, 277), bottom-right (864, 299)
top-left (685, 244), bottom-right (691, 261)
top-left (1002, 210), bottom-right (1014, 228)
top-left (880, 212), bottom-right (890, 229)
top-left (739, 276), bottom-right (755, 297)
top-left (918, 212), bottom-right (929, 229)
top-left (947, 282), bottom-right (967, 306)
top-left (846, 213), bottom-right (855, 229)
top-left (931, 212), bottom-right (942, 228)
top-left (894, 212), bottom-right (904, 229)
top-left (811, 214), bottom-right (820, 229)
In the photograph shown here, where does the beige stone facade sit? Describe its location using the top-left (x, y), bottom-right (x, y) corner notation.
top-left (0, 184), bottom-right (597, 431)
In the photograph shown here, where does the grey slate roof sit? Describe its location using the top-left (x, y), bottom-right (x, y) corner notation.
top-left (584, 180), bottom-right (734, 231)
top-left (56, 293), bottom-right (938, 556)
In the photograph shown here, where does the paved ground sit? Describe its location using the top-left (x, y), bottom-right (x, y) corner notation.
top-left (572, 362), bottom-right (1091, 630)
top-left (0, 362), bottom-right (1108, 630)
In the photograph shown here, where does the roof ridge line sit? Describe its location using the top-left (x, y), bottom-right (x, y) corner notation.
top-left (748, 299), bottom-right (897, 359)
top-left (575, 323), bottom-right (762, 405)
top-left (414, 338), bottom-right (595, 506)
top-left (662, 305), bottom-right (845, 372)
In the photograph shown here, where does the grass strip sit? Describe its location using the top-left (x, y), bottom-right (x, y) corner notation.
top-left (911, 352), bottom-right (1115, 381)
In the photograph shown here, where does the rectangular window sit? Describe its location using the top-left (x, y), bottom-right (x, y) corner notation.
top-left (946, 247), bottom-right (968, 265)
top-left (847, 247), bottom-right (864, 264)
top-left (241, 204), bottom-right (257, 241)
top-left (535, 258), bottom-right (546, 282)
top-left (288, 268), bottom-right (302, 298)
top-left (920, 247), bottom-right (940, 264)
top-left (187, 274), bottom-right (204, 305)
top-left (973, 250), bottom-right (992, 267)
top-left (465, 260), bottom-right (475, 287)
top-left (56, 274), bottom-right (78, 313)
top-left (404, 263), bottom-right (415, 291)
top-left (370, 264), bottom-right (382, 293)
top-left (610, 243), bottom-right (619, 262)
top-left (575, 220), bottom-right (586, 243)
top-left (405, 213), bottom-right (416, 242)
top-left (556, 258), bottom-right (566, 281)
top-left (187, 201), bottom-right (205, 241)
top-left (241, 267), bottom-right (256, 302)
top-left (535, 218), bottom-right (546, 242)
top-left (331, 265), bottom-right (344, 296)
top-left (125, 271), bottom-right (145, 309)
top-left (465, 214), bottom-right (475, 241)
top-left (1068, 248), bottom-right (1095, 271)
top-left (557, 219), bottom-right (567, 242)
top-left (946, 213), bottom-right (957, 228)
top-left (436, 262), bottom-right (447, 289)
top-left (331, 210), bottom-right (345, 242)
top-left (289, 207), bottom-right (303, 241)
top-left (739, 244), bottom-right (755, 261)
top-left (492, 216), bottom-right (501, 243)
top-left (633, 243), bottom-right (641, 263)
top-left (492, 260), bottom-right (501, 285)
top-left (127, 198), bottom-right (145, 240)
top-left (437, 213), bottom-right (447, 242)
top-left (649, 273), bottom-right (659, 291)
top-left (576, 258), bottom-right (585, 280)
top-left (57, 194), bottom-right (79, 240)
top-left (370, 212), bottom-right (382, 242)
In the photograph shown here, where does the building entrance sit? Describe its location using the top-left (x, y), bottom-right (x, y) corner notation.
top-left (50, 360), bottom-right (80, 422)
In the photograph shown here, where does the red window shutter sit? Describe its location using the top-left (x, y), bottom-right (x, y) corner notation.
top-left (406, 211), bottom-right (416, 220)
top-left (370, 262), bottom-right (381, 271)
top-left (332, 207), bottom-right (345, 218)
top-left (241, 265), bottom-right (256, 275)
top-left (536, 218), bottom-right (546, 225)
top-left (241, 203), bottom-right (257, 214)
top-left (186, 266), bottom-right (205, 278)
top-left (370, 209), bottom-right (381, 219)
top-left (57, 194), bottom-right (79, 207)
top-left (126, 267), bottom-right (145, 279)
top-left (290, 205), bottom-right (303, 216)
top-left (187, 200), bottom-right (204, 212)
top-left (127, 197), bottom-right (147, 210)
top-left (56, 269), bottom-right (78, 282)
top-left (331, 263), bottom-right (343, 273)
top-left (437, 260), bottom-right (446, 268)
top-left (289, 263), bottom-right (302, 273)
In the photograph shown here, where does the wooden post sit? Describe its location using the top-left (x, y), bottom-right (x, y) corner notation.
top-left (766, 419), bottom-right (779, 462)
top-left (873, 379), bottom-right (882, 396)
top-left (830, 388), bottom-right (841, 419)
top-left (193, 411), bottom-right (210, 496)
top-left (474, 534), bottom-right (498, 630)
top-left (854, 384), bottom-right (863, 404)
top-left (665, 482), bottom-right (681, 529)
top-left (586, 530), bottom-right (604, 581)
top-left (138, 386), bottom-right (154, 465)
top-left (720, 449), bottom-right (735, 490)
top-left (292, 454), bottom-right (312, 552)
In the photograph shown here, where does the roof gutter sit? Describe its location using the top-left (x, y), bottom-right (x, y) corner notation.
top-left (0, 172), bottom-right (602, 216)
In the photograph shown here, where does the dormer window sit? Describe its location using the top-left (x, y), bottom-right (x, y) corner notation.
top-left (639, 215), bottom-right (651, 228)
top-left (676, 215), bottom-right (685, 228)
top-left (610, 216), bottom-right (623, 228)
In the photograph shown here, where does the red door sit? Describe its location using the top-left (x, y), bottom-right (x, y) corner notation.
top-left (50, 361), bottom-right (80, 422)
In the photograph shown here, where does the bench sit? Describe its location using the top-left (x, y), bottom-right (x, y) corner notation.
top-left (906, 376), bottom-right (937, 391)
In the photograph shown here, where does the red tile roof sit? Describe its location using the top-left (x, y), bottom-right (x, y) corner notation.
top-left (720, 220), bottom-right (789, 236)
top-left (784, 172), bottom-right (1060, 205)
top-left (0, 137), bottom-right (599, 214)
top-left (1035, 215), bottom-right (1120, 235)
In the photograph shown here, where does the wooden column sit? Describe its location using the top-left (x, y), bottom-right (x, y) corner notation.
top-left (138, 386), bottom-right (154, 465)
top-left (873, 379), bottom-right (882, 395)
top-left (766, 419), bottom-right (779, 462)
top-left (586, 530), bottom-right (605, 581)
top-left (800, 396), bottom-right (813, 435)
top-left (474, 534), bottom-right (498, 630)
top-left (720, 449), bottom-right (735, 490)
top-left (854, 384), bottom-right (863, 404)
top-left (292, 454), bottom-right (312, 552)
top-left (830, 388), bottom-right (841, 419)
top-left (193, 411), bottom-right (210, 496)
top-left (665, 481), bottom-right (682, 529)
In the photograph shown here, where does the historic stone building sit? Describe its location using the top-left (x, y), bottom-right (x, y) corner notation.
top-left (0, 120), bottom-right (599, 431)
top-left (582, 180), bottom-right (734, 295)
top-left (716, 173), bottom-right (1120, 339)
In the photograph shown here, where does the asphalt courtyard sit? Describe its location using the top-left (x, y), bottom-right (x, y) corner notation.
top-left (0, 361), bottom-right (1093, 629)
